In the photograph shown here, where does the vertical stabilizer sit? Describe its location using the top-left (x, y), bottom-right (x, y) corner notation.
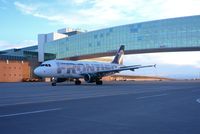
top-left (111, 45), bottom-right (125, 64)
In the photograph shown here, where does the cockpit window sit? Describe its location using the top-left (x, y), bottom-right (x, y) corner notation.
top-left (40, 64), bottom-right (51, 67)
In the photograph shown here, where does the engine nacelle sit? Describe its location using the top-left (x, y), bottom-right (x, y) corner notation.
top-left (84, 73), bottom-right (98, 83)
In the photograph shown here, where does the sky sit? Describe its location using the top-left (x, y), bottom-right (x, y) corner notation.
top-left (0, 0), bottom-right (200, 79)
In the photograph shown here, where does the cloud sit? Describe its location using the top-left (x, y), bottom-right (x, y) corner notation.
top-left (124, 52), bottom-right (200, 68)
top-left (14, 1), bottom-right (82, 28)
top-left (121, 52), bottom-right (200, 79)
top-left (162, 0), bottom-right (200, 18)
top-left (13, 0), bottom-right (200, 30)
top-left (14, 1), bottom-right (38, 14)
top-left (13, 0), bottom-right (141, 27)
top-left (0, 40), bottom-right (37, 50)
top-left (73, 0), bottom-right (89, 4)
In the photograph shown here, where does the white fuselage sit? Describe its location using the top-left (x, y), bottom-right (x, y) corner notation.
top-left (34, 60), bottom-right (121, 78)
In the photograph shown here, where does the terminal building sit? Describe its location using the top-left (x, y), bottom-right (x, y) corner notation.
top-left (0, 55), bottom-right (29, 82)
top-left (0, 15), bottom-right (200, 82)
top-left (0, 46), bottom-right (55, 82)
top-left (40, 15), bottom-right (200, 61)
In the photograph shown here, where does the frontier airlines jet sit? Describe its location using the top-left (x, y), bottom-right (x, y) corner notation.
top-left (34, 45), bottom-right (155, 86)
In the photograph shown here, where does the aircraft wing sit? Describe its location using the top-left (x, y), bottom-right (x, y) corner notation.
top-left (81, 64), bottom-right (156, 77)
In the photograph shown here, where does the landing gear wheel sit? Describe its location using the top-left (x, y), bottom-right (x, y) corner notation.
top-left (75, 80), bottom-right (81, 85)
top-left (96, 80), bottom-right (103, 85)
top-left (52, 82), bottom-right (56, 86)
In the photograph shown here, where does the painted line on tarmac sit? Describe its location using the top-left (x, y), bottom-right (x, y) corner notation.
top-left (0, 91), bottom-right (156, 107)
top-left (196, 98), bottom-right (200, 104)
top-left (136, 94), bottom-right (168, 100)
top-left (0, 108), bottom-right (62, 118)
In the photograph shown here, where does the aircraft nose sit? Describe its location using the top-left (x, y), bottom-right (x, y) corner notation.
top-left (34, 67), bottom-right (43, 76)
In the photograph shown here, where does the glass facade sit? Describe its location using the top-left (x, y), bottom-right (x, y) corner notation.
top-left (44, 15), bottom-right (200, 59)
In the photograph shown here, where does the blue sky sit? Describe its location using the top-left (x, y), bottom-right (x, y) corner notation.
top-left (0, 0), bottom-right (200, 79)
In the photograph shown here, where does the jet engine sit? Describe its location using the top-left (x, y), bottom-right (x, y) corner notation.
top-left (84, 73), bottom-right (98, 83)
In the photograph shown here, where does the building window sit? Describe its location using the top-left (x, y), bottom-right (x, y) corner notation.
top-left (130, 28), bottom-right (138, 33)
top-left (106, 32), bottom-right (110, 36)
top-left (89, 43), bottom-right (92, 47)
top-left (137, 36), bottom-right (143, 41)
top-left (94, 34), bottom-right (98, 39)
top-left (97, 41), bottom-right (101, 46)
top-left (109, 28), bottom-right (113, 32)
top-left (100, 33), bottom-right (104, 38)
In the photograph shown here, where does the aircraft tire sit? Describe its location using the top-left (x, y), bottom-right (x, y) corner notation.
top-left (75, 80), bottom-right (81, 85)
top-left (52, 83), bottom-right (56, 86)
top-left (96, 80), bottom-right (103, 85)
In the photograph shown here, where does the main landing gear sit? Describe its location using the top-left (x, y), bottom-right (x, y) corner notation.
top-left (96, 80), bottom-right (103, 85)
top-left (52, 82), bottom-right (56, 86)
top-left (75, 79), bottom-right (81, 85)
top-left (51, 77), bottom-right (57, 86)
top-left (51, 78), bottom-right (102, 86)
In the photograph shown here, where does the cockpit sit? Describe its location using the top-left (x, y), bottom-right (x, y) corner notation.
top-left (40, 64), bottom-right (51, 67)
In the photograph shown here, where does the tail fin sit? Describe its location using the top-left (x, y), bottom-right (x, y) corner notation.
top-left (111, 45), bottom-right (125, 64)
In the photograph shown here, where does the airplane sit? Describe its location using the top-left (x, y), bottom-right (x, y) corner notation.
top-left (34, 45), bottom-right (156, 86)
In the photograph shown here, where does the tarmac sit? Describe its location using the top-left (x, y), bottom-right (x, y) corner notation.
top-left (0, 80), bottom-right (200, 134)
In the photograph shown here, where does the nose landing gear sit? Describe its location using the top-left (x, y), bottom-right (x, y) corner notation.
top-left (75, 79), bottom-right (81, 85)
